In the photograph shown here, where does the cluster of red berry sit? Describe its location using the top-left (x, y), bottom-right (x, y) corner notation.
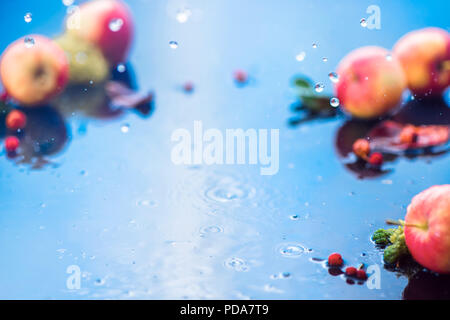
top-left (352, 138), bottom-right (383, 167)
top-left (328, 253), bottom-right (368, 281)
top-left (2, 103), bottom-right (27, 153)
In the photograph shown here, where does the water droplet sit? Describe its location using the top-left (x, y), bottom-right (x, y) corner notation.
top-left (62, 0), bottom-right (75, 6)
top-left (176, 8), bottom-right (192, 23)
top-left (225, 257), bottom-right (249, 272)
top-left (116, 63), bottom-right (126, 73)
top-left (312, 43), bottom-right (318, 49)
top-left (120, 123), bottom-right (130, 133)
top-left (330, 97), bottom-right (340, 107)
top-left (279, 243), bottom-right (306, 257)
top-left (24, 37), bottom-right (35, 48)
top-left (109, 18), bottom-right (123, 32)
top-left (200, 225), bottom-right (223, 235)
top-left (385, 54), bottom-right (392, 61)
top-left (328, 72), bottom-right (339, 83)
top-left (24, 13), bottom-right (32, 23)
top-left (289, 214), bottom-right (299, 221)
top-left (295, 51), bottom-right (306, 61)
top-left (169, 41), bottom-right (178, 49)
top-left (95, 278), bottom-right (105, 286)
top-left (360, 18), bottom-right (367, 28)
top-left (322, 57), bottom-right (328, 62)
top-left (314, 83), bottom-right (324, 93)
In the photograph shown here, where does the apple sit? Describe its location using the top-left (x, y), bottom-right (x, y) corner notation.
top-left (393, 27), bottom-right (450, 97)
top-left (66, 0), bottom-right (134, 66)
top-left (404, 184), bottom-right (450, 274)
top-left (335, 46), bottom-right (406, 119)
top-left (0, 35), bottom-right (69, 106)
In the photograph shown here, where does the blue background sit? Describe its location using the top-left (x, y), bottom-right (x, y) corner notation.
top-left (0, 0), bottom-right (449, 299)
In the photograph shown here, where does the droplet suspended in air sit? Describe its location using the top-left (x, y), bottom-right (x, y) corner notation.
top-left (295, 51), bottom-right (306, 62)
top-left (176, 8), bottom-right (192, 23)
top-left (24, 37), bottom-right (35, 48)
top-left (24, 13), bottom-right (32, 23)
top-left (360, 18), bottom-right (367, 28)
top-left (312, 43), bottom-right (318, 49)
top-left (314, 83), bottom-right (324, 93)
top-left (169, 41), bottom-right (178, 49)
top-left (121, 123), bottom-right (130, 133)
top-left (109, 18), bottom-right (123, 32)
top-left (330, 97), bottom-right (340, 107)
top-left (322, 57), bottom-right (328, 62)
top-left (62, 0), bottom-right (75, 6)
top-left (328, 72), bottom-right (339, 83)
top-left (116, 63), bottom-right (126, 73)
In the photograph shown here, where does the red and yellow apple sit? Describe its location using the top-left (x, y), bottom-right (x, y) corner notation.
top-left (393, 28), bottom-right (450, 97)
top-left (0, 35), bottom-right (69, 106)
top-left (66, 0), bottom-right (134, 66)
top-left (335, 46), bottom-right (406, 119)
top-left (404, 184), bottom-right (450, 274)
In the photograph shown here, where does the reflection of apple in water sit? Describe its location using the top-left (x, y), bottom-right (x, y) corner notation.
top-left (66, 0), bottom-right (134, 66)
top-left (393, 28), bottom-right (450, 97)
top-left (0, 35), bottom-right (69, 106)
top-left (19, 106), bottom-right (68, 160)
top-left (402, 270), bottom-right (450, 300)
top-left (405, 185), bottom-right (450, 274)
top-left (335, 46), bottom-right (406, 119)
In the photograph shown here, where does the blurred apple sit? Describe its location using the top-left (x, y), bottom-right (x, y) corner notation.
top-left (0, 35), bottom-right (69, 106)
top-left (393, 28), bottom-right (450, 97)
top-left (66, 0), bottom-right (134, 66)
top-left (335, 46), bottom-right (406, 119)
top-left (405, 185), bottom-right (450, 274)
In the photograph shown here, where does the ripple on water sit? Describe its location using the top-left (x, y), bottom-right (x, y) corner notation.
top-left (224, 257), bottom-right (249, 272)
top-left (204, 176), bottom-right (255, 204)
top-left (278, 243), bottom-right (307, 258)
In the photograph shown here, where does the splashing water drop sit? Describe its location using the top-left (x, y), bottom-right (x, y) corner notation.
top-left (360, 18), bottom-right (367, 28)
top-left (295, 51), bottom-right (306, 62)
top-left (328, 72), bottom-right (339, 83)
top-left (116, 63), bottom-right (126, 73)
top-left (24, 13), bottom-right (32, 23)
top-left (109, 18), bottom-right (123, 32)
top-left (24, 37), bottom-right (35, 48)
top-left (169, 41), bottom-right (178, 49)
top-left (330, 97), bottom-right (340, 107)
top-left (314, 83), bottom-right (324, 93)
top-left (121, 123), bottom-right (130, 133)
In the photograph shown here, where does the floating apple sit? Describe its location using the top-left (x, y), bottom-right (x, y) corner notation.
top-left (0, 35), bottom-right (69, 106)
top-left (335, 46), bottom-right (406, 119)
top-left (404, 185), bottom-right (450, 274)
top-left (393, 27), bottom-right (450, 97)
top-left (66, 0), bottom-right (134, 66)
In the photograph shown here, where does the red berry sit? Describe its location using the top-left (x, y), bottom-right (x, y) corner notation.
top-left (368, 152), bottom-right (383, 166)
top-left (352, 138), bottom-right (370, 158)
top-left (5, 136), bottom-right (19, 152)
top-left (345, 266), bottom-right (357, 276)
top-left (233, 69), bottom-right (248, 84)
top-left (6, 110), bottom-right (27, 130)
top-left (356, 269), bottom-right (367, 280)
top-left (328, 253), bottom-right (343, 266)
top-left (183, 82), bottom-right (194, 92)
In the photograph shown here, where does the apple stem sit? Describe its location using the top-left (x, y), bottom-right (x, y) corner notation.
top-left (386, 219), bottom-right (427, 230)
